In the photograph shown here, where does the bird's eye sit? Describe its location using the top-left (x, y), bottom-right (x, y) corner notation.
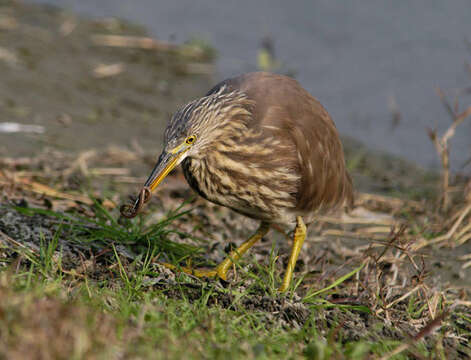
top-left (185, 135), bottom-right (196, 145)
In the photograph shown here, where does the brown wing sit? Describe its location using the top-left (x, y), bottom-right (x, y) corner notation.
top-left (213, 72), bottom-right (354, 213)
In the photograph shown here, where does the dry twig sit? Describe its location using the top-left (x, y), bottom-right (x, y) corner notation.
top-left (427, 88), bottom-right (471, 211)
top-left (93, 63), bottom-right (124, 78)
top-left (59, 18), bottom-right (77, 36)
top-left (91, 34), bottom-right (176, 51)
top-left (0, 171), bottom-right (114, 208)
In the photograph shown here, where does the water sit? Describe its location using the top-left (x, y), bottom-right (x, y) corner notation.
top-left (29, 0), bottom-right (471, 172)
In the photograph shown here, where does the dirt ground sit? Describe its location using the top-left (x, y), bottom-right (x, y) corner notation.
top-left (0, 0), bottom-right (214, 158)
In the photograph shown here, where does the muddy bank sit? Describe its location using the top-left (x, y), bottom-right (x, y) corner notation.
top-left (0, 0), bottom-right (213, 158)
top-left (0, 0), bottom-right (442, 198)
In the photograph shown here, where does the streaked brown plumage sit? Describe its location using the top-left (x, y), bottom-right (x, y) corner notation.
top-left (123, 72), bottom-right (353, 291)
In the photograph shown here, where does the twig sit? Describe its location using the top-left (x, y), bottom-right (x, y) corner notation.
top-left (62, 150), bottom-right (96, 177)
top-left (0, 172), bottom-right (115, 208)
top-left (0, 230), bottom-right (37, 253)
top-left (93, 63), bottom-right (125, 78)
top-left (0, 46), bottom-right (19, 67)
top-left (89, 167), bottom-right (130, 176)
top-left (91, 34), bottom-right (176, 51)
top-left (379, 311), bottom-right (448, 360)
top-left (412, 311), bottom-right (448, 341)
top-left (59, 18), bottom-right (77, 36)
top-left (428, 88), bottom-right (471, 211)
top-left (376, 285), bottom-right (421, 315)
top-left (388, 94), bottom-right (402, 130)
top-left (424, 203), bottom-right (471, 247)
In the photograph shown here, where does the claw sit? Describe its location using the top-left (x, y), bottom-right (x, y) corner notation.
top-left (158, 262), bottom-right (219, 278)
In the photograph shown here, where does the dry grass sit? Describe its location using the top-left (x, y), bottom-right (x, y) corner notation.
top-left (427, 88), bottom-right (471, 211)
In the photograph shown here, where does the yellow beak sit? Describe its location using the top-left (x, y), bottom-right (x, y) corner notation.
top-left (144, 151), bottom-right (185, 192)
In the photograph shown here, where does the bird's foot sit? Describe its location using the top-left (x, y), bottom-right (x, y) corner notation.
top-left (158, 223), bottom-right (270, 282)
top-left (158, 262), bottom-right (229, 280)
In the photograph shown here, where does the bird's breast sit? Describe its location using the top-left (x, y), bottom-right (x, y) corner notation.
top-left (181, 146), bottom-right (300, 224)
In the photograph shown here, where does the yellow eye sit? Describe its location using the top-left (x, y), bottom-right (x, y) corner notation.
top-left (185, 135), bottom-right (196, 145)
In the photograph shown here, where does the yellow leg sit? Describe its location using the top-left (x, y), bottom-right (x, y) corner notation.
top-left (160, 222), bottom-right (270, 281)
top-left (279, 216), bottom-right (307, 292)
top-left (214, 221), bottom-right (270, 280)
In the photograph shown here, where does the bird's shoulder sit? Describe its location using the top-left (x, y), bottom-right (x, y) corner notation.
top-left (207, 72), bottom-right (353, 212)
top-left (206, 72), bottom-right (330, 130)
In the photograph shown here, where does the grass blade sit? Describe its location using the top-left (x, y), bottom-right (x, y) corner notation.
top-left (303, 262), bottom-right (365, 301)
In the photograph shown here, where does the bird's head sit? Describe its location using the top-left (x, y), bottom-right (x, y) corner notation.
top-left (143, 86), bottom-right (253, 192)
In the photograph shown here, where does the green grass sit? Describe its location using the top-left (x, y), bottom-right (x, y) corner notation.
top-left (0, 251), bottom-right (404, 360)
top-left (1, 202), bottom-right (470, 359)
top-left (13, 201), bottom-right (202, 261)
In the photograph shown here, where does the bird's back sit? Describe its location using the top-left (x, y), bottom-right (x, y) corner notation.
top-left (205, 72), bottom-right (353, 220)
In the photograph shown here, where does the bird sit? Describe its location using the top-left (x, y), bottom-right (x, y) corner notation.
top-left (123, 72), bottom-right (353, 292)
